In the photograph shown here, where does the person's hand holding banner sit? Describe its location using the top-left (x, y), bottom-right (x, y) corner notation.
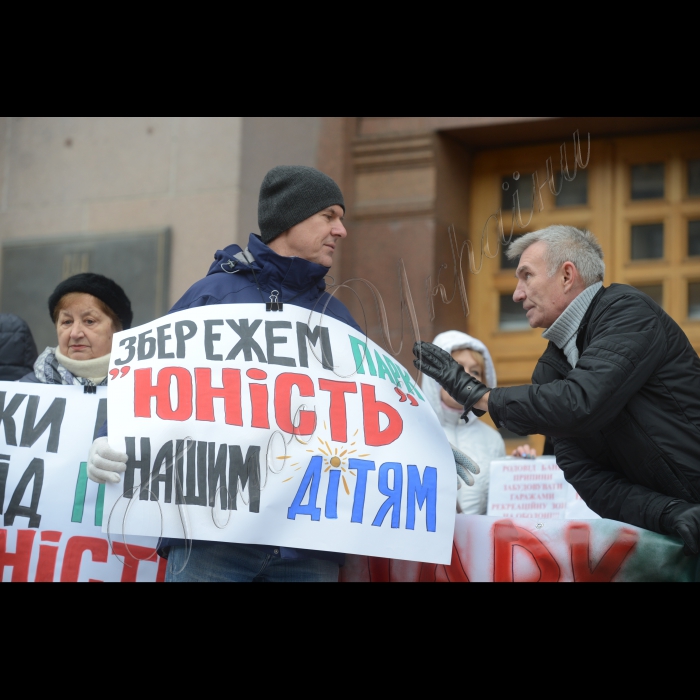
top-left (88, 437), bottom-right (128, 485)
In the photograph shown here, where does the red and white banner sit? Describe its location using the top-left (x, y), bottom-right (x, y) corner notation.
top-left (2, 383), bottom-right (692, 583)
top-left (341, 515), bottom-right (697, 582)
top-left (0, 383), bottom-right (164, 583)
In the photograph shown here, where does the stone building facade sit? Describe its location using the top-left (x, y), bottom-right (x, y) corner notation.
top-left (4, 116), bottom-right (700, 449)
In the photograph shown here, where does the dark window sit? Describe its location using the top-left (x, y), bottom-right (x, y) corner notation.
top-left (501, 235), bottom-right (525, 270)
top-left (631, 163), bottom-right (665, 200)
top-left (634, 285), bottom-right (663, 308)
top-left (631, 223), bottom-right (664, 260)
top-left (689, 221), bottom-right (700, 257)
top-left (690, 283), bottom-right (700, 320)
top-left (689, 160), bottom-right (700, 197)
top-left (499, 295), bottom-right (530, 332)
top-left (0, 230), bottom-right (171, 353)
top-left (556, 171), bottom-right (588, 207)
top-left (502, 174), bottom-right (534, 212)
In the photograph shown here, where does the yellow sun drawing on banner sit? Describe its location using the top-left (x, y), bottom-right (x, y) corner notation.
top-left (281, 424), bottom-right (370, 495)
top-left (317, 425), bottom-right (371, 495)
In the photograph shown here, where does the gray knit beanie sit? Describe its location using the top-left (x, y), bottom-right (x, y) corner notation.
top-left (258, 166), bottom-right (345, 244)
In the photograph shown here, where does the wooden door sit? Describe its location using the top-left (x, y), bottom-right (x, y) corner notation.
top-left (611, 132), bottom-right (700, 351)
top-left (467, 130), bottom-right (700, 451)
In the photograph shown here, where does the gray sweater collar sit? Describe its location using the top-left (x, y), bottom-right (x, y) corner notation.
top-left (542, 282), bottom-right (603, 367)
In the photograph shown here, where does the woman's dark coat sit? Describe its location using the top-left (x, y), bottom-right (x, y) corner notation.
top-left (0, 314), bottom-right (38, 381)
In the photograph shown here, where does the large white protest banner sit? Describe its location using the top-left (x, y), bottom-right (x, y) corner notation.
top-left (0, 383), bottom-right (163, 583)
top-left (487, 457), bottom-right (600, 521)
top-left (105, 304), bottom-right (456, 564)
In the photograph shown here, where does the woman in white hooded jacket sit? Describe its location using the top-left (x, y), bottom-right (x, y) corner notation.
top-left (423, 331), bottom-right (534, 515)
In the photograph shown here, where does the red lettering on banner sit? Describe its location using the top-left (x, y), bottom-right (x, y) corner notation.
top-left (369, 558), bottom-right (391, 582)
top-left (493, 520), bottom-right (561, 583)
top-left (195, 368), bottom-right (242, 426)
top-left (35, 531), bottom-right (63, 582)
top-left (361, 384), bottom-right (403, 447)
top-left (60, 536), bottom-right (109, 582)
top-left (249, 383), bottom-right (269, 429)
top-left (275, 374), bottom-right (317, 436)
top-left (157, 555), bottom-right (167, 583)
top-left (134, 368), bottom-right (156, 418)
top-left (41, 531), bottom-right (61, 543)
top-left (419, 543), bottom-right (471, 583)
top-left (441, 543), bottom-right (471, 583)
top-left (419, 563), bottom-right (437, 582)
top-left (134, 368), bottom-right (193, 421)
top-left (36, 545), bottom-right (60, 582)
top-left (112, 542), bottom-right (159, 583)
top-left (568, 524), bottom-right (639, 582)
top-left (0, 529), bottom-right (36, 582)
top-left (318, 380), bottom-right (357, 443)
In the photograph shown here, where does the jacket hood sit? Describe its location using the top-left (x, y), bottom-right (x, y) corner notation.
top-left (423, 331), bottom-right (498, 425)
top-left (0, 314), bottom-right (39, 381)
top-left (207, 234), bottom-right (330, 297)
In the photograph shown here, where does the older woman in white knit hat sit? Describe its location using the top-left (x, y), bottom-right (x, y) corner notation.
top-left (423, 331), bottom-right (536, 515)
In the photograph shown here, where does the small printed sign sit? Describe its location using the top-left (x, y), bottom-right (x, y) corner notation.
top-left (488, 457), bottom-right (600, 521)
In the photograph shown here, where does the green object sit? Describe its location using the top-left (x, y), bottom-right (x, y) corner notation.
top-left (349, 336), bottom-right (376, 376)
top-left (95, 484), bottom-right (105, 528)
top-left (72, 462), bottom-right (105, 527)
top-left (72, 462), bottom-right (88, 523)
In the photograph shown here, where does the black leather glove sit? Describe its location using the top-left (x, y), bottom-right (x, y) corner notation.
top-left (413, 341), bottom-right (490, 419)
top-left (660, 500), bottom-right (700, 556)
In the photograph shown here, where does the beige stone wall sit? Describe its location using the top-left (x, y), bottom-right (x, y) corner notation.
top-left (237, 117), bottom-right (322, 238)
top-left (0, 117), bottom-right (243, 306)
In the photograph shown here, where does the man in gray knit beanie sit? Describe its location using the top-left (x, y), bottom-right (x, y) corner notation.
top-left (259, 166), bottom-right (346, 267)
top-left (87, 164), bottom-right (355, 583)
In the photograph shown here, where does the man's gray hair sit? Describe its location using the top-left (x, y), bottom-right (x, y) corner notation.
top-left (506, 225), bottom-right (605, 287)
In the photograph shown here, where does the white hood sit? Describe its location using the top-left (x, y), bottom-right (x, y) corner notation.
top-left (422, 331), bottom-right (498, 424)
top-left (422, 331), bottom-right (504, 516)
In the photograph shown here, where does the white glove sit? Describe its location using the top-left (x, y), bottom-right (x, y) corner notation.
top-left (87, 437), bottom-right (128, 484)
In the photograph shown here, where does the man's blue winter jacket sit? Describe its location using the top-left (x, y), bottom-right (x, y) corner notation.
top-left (172, 234), bottom-right (362, 334)
top-left (104, 234), bottom-right (363, 565)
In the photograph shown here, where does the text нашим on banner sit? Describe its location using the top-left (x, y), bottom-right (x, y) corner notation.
top-left (105, 304), bottom-right (456, 565)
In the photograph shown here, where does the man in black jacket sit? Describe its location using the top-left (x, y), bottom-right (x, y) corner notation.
top-left (415, 225), bottom-right (700, 555)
